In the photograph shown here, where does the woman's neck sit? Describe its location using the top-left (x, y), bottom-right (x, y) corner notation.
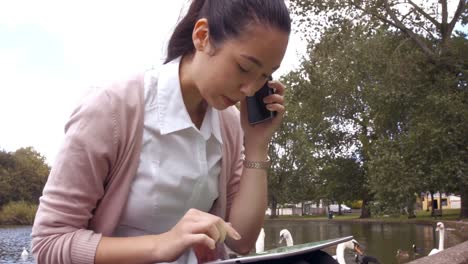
top-left (179, 54), bottom-right (207, 128)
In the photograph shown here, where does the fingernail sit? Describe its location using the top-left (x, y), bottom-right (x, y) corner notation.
top-left (234, 231), bottom-right (242, 240)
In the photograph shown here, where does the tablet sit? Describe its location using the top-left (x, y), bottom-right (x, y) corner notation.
top-left (205, 236), bottom-right (353, 264)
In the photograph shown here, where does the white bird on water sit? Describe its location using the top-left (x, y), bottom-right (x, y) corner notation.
top-left (255, 228), bottom-right (294, 254)
top-left (21, 247), bottom-right (28, 260)
top-left (255, 228), bottom-right (265, 253)
top-left (428, 222), bottom-right (445, 256)
top-left (278, 229), bottom-right (294, 247)
top-left (333, 239), bottom-right (363, 264)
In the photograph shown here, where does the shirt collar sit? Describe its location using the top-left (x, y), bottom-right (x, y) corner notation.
top-left (202, 106), bottom-right (223, 143)
top-left (157, 57), bottom-right (223, 143)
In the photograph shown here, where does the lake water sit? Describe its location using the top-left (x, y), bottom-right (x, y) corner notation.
top-left (0, 226), bottom-right (34, 264)
top-left (262, 220), bottom-right (468, 264)
top-left (1, 221), bottom-right (466, 263)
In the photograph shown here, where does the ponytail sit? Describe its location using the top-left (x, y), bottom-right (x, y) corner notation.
top-left (165, 0), bottom-right (206, 63)
top-left (165, 0), bottom-right (291, 64)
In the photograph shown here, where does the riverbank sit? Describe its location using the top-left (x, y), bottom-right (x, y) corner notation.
top-left (267, 209), bottom-right (468, 237)
top-left (0, 201), bottom-right (37, 226)
top-left (269, 208), bottom-right (465, 221)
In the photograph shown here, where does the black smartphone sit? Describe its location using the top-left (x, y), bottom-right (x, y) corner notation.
top-left (246, 77), bottom-right (276, 124)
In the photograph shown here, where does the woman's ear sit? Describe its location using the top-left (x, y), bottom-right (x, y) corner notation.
top-left (192, 18), bottom-right (214, 54)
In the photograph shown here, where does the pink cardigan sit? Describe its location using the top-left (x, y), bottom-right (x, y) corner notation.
top-left (31, 74), bottom-right (244, 264)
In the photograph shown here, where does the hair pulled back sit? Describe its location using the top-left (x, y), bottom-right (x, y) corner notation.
top-left (165, 0), bottom-right (291, 63)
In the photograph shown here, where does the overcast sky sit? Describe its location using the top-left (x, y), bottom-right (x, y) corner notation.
top-left (0, 1), bottom-right (463, 165)
top-left (0, 0), bottom-right (306, 164)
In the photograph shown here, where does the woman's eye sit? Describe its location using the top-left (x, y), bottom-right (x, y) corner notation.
top-left (238, 64), bottom-right (249, 73)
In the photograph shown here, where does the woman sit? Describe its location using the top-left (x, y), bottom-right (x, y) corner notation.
top-left (31, 0), bottom-right (291, 263)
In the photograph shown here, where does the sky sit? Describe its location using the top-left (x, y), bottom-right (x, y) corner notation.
top-left (0, 0), bottom-right (306, 164)
top-left (0, 1), bottom-right (464, 165)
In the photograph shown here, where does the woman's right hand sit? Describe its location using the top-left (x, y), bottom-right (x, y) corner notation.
top-left (153, 208), bottom-right (242, 262)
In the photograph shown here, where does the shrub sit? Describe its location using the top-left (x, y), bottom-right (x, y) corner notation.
top-left (0, 201), bottom-right (37, 225)
top-left (349, 200), bottom-right (363, 209)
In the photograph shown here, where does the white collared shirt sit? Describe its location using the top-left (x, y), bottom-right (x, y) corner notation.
top-left (113, 57), bottom-right (223, 264)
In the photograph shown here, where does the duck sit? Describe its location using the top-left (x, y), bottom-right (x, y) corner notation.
top-left (396, 249), bottom-right (410, 259)
top-left (255, 228), bottom-right (265, 253)
top-left (428, 222), bottom-right (445, 256)
top-left (278, 229), bottom-right (294, 247)
top-left (412, 244), bottom-right (423, 256)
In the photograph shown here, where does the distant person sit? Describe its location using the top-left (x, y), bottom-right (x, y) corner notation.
top-left (31, 0), bottom-right (291, 263)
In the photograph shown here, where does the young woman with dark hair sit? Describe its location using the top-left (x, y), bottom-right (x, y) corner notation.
top-left (31, 0), bottom-right (291, 263)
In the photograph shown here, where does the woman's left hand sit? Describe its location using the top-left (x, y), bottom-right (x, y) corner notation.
top-left (239, 80), bottom-right (286, 156)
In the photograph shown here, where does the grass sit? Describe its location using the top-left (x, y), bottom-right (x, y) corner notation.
top-left (271, 208), bottom-right (465, 223)
top-left (0, 201), bottom-right (38, 225)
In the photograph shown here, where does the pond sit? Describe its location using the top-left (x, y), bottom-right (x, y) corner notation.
top-left (1, 221), bottom-right (466, 263)
top-left (262, 219), bottom-right (467, 264)
top-left (0, 226), bottom-right (34, 264)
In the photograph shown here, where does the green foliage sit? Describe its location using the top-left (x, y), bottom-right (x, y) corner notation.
top-left (278, 0), bottom-right (468, 218)
top-left (0, 200), bottom-right (38, 225)
top-left (0, 147), bottom-right (49, 208)
top-left (290, 0), bottom-right (467, 66)
top-left (349, 200), bottom-right (363, 209)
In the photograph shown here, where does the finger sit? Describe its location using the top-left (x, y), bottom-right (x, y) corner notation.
top-left (266, 103), bottom-right (285, 114)
top-left (215, 221), bottom-right (227, 244)
top-left (263, 94), bottom-right (284, 105)
top-left (188, 234), bottom-right (216, 250)
top-left (267, 81), bottom-right (286, 96)
top-left (207, 224), bottom-right (221, 243)
top-left (224, 222), bottom-right (242, 241)
top-left (189, 220), bottom-right (221, 243)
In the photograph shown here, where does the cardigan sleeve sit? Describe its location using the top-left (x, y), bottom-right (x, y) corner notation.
top-left (31, 87), bottom-right (119, 264)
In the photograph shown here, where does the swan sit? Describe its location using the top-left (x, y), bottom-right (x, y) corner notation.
top-left (21, 247), bottom-right (28, 260)
top-left (332, 239), bottom-right (363, 264)
top-left (278, 229), bottom-right (294, 247)
top-left (428, 222), bottom-right (445, 256)
top-left (255, 228), bottom-right (265, 253)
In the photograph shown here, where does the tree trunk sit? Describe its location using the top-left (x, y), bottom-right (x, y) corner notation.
top-left (360, 199), bottom-right (371, 218)
top-left (270, 198), bottom-right (278, 219)
top-left (426, 193), bottom-right (430, 211)
top-left (461, 183), bottom-right (468, 218)
top-left (430, 191), bottom-right (435, 217)
top-left (407, 197), bottom-right (416, 219)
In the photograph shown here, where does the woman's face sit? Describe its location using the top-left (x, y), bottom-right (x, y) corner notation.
top-left (191, 23), bottom-right (289, 110)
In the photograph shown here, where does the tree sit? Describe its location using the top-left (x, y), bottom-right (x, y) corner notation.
top-left (281, 22), bottom-right (383, 218)
top-left (0, 147), bottom-right (50, 207)
top-left (0, 149), bottom-right (15, 206)
top-left (268, 92), bottom-right (320, 217)
top-left (320, 156), bottom-right (366, 215)
top-left (290, 0), bottom-right (466, 64)
top-left (290, 0), bottom-right (468, 218)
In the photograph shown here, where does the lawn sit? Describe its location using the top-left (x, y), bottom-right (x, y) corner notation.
top-left (271, 208), bottom-right (465, 223)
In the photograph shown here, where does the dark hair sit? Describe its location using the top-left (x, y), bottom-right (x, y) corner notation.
top-left (165, 0), bottom-right (291, 63)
